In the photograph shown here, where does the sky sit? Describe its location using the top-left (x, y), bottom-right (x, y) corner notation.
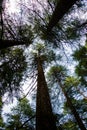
top-left (5, 0), bottom-right (48, 14)
top-left (5, 0), bottom-right (19, 13)
top-left (2, 0), bottom-right (35, 120)
top-left (2, 0), bottom-right (87, 122)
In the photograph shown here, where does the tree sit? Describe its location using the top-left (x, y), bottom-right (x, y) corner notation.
top-left (47, 65), bottom-right (86, 130)
top-left (0, 0), bottom-right (5, 13)
top-left (0, 0), bottom-right (86, 49)
top-left (73, 39), bottom-right (87, 87)
top-left (29, 43), bottom-right (57, 130)
top-left (0, 23), bottom-right (34, 49)
top-left (0, 47), bottom-right (28, 128)
top-left (0, 40), bottom-right (27, 49)
top-left (47, 0), bottom-right (78, 31)
top-left (0, 97), bottom-right (5, 129)
top-left (0, 47), bottom-right (27, 99)
top-left (0, 1), bottom-right (87, 129)
top-left (5, 97), bottom-right (35, 130)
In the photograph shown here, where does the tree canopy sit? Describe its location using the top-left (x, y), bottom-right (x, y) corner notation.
top-left (0, 0), bottom-right (87, 130)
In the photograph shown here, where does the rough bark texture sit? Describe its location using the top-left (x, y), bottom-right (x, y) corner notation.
top-left (36, 57), bottom-right (57, 130)
top-left (47, 0), bottom-right (78, 31)
top-left (58, 80), bottom-right (86, 130)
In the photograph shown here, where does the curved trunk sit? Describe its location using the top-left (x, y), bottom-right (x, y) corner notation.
top-left (36, 57), bottom-right (57, 130)
top-left (58, 80), bottom-right (86, 130)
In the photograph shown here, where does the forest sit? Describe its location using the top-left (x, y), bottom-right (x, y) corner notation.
top-left (0, 0), bottom-right (87, 130)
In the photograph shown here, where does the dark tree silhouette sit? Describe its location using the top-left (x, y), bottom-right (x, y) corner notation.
top-left (47, 0), bottom-right (78, 31)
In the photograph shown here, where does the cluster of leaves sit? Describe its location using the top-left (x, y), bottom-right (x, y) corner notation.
top-left (0, 48), bottom-right (27, 98)
top-left (47, 47), bottom-right (87, 129)
top-left (73, 41), bottom-right (87, 87)
top-left (5, 98), bottom-right (35, 130)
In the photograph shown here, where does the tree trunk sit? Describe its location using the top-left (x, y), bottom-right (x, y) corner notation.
top-left (58, 80), bottom-right (86, 130)
top-left (36, 57), bottom-right (57, 130)
top-left (0, 97), bottom-right (3, 126)
top-left (47, 0), bottom-right (78, 31)
top-left (0, 97), bottom-right (2, 118)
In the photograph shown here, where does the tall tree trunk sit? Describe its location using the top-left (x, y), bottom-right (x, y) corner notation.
top-left (36, 57), bottom-right (57, 130)
top-left (58, 80), bottom-right (86, 130)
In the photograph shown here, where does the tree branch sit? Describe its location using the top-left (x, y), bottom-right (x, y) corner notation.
top-left (47, 0), bottom-right (78, 31)
top-left (0, 39), bottom-right (29, 49)
top-left (19, 115), bottom-right (36, 129)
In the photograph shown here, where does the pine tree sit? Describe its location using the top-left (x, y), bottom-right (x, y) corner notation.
top-left (47, 65), bottom-right (86, 130)
top-left (29, 43), bottom-right (57, 130)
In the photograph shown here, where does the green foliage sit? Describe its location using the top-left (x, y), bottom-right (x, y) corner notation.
top-left (62, 120), bottom-right (78, 130)
top-left (64, 76), bottom-right (80, 88)
top-left (29, 43), bottom-right (56, 70)
top-left (0, 1), bottom-right (87, 129)
top-left (5, 98), bottom-right (35, 130)
top-left (73, 41), bottom-right (87, 86)
top-left (73, 98), bottom-right (87, 113)
top-left (65, 26), bottom-right (79, 40)
top-left (16, 98), bottom-right (33, 117)
top-left (47, 65), bottom-right (67, 86)
top-left (48, 65), bottom-right (67, 77)
top-left (17, 25), bottom-right (34, 46)
top-left (47, 64), bottom-right (87, 129)
top-left (0, 48), bottom-right (27, 98)
top-left (63, 97), bottom-right (87, 127)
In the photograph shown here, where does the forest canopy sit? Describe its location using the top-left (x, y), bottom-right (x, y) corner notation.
top-left (0, 0), bottom-right (87, 130)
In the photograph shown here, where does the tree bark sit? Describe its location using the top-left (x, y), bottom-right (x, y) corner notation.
top-left (0, 97), bottom-right (3, 126)
top-left (58, 80), bottom-right (86, 130)
top-left (0, 97), bottom-right (2, 119)
top-left (0, 39), bottom-right (28, 49)
top-left (36, 56), bottom-right (57, 130)
top-left (47, 0), bottom-right (78, 31)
